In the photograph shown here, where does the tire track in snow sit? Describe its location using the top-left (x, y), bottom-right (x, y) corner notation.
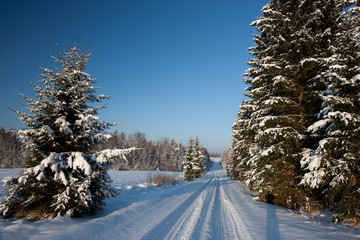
top-left (219, 175), bottom-right (254, 240)
top-left (194, 173), bottom-right (221, 240)
top-left (140, 176), bottom-right (214, 240)
top-left (163, 183), bottom-right (210, 240)
top-left (141, 167), bottom-right (254, 240)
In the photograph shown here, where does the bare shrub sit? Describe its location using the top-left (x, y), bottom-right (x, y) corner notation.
top-left (146, 173), bottom-right (178, 186)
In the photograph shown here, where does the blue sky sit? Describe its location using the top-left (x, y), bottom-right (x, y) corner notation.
top-left (0, 0), bottom-right (268, 153)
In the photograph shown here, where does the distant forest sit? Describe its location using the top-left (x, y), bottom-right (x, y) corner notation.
top-left (0, 128), bottom-right (212, 171)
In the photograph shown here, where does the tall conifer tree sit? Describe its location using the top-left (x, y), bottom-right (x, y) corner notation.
top-left (0, 40), bottom-right (133, 220)
top-left (183, 138), bottom-right (195, 181)
top-left (234, 0), bottom-right (308, 207)
top-left (232, 0), bottom-right (342, 209)
top-left (14, 41), bottom-right (113, 167)
top-left (300, 1), bottom-right (360, 222)
top-left (193, 137), bottom-right (205, 178)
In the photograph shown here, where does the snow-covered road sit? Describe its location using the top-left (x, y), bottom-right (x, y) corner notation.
top-left (141, 166), bottom-right (253, 240)
top-left (1, 164), bottom-right (359, 239)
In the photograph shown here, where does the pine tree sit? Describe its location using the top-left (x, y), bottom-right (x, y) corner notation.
top-left (0, 40), bottom-right (133, 220)
top-left (183, 138), bottom-right (195, 181)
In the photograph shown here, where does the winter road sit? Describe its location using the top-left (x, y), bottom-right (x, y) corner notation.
top-left (1, 163), bottom-right (359, 240)
top-left (109, 163), bottom-right (358, 240)
top-left (141, 164), bottom-right (253, 240)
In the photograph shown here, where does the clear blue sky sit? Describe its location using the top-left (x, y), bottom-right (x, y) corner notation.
top-left (0, 0), bottom-right (268, 153)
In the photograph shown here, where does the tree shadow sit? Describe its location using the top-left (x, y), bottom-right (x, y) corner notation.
top-left (266, 201), bottom-right (281, 240)
top-left (94, 175), bottom-right (213, 220)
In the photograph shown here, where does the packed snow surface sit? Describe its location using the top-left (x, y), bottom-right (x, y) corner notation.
top-left (1, 162), bottom-right (359, 240)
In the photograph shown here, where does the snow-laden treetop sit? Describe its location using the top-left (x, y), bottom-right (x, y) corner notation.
top-left (13, 41), bottom-right (117, 167)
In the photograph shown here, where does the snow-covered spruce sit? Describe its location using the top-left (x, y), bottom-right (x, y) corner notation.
top-left (299, 1), bottom-right (360, 222)
top-left (183, 138), bottom-right (195, 181)
top-left (183, 137), bottom-right (211, 181)
top-left (0, 149), bottom-right (134, 219)
top-left (192, 137), bottom-right (206, 178)
top-left (221, 147), bottom-right (234, 177)
top-left (13, 42), bottom-right (114, 168)
top-left (0, 40), bottom-right (134, 220)
top-left (231, 0), bottom-right (359, 223)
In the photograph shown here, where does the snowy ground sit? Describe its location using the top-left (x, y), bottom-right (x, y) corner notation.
top-left (1, 161), bottom-right (359, 240)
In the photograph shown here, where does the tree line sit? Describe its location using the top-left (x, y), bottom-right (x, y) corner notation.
top-left (227, 0), bottom-right (359, 225)
top-left (0, 127), bottom-right (207, 172)
top-left (96, 131), bottom-right (187, 171)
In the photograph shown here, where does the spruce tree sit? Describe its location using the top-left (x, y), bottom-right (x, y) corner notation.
top-left (202, 148), bottom-right (212, 172)
top-left (300, 1), bottom-right (360, 222)
top-left (234, 0), bottom-right (308, 207)
top-left (232, 102), bottom-right (260, 181)
top-left (0, 40), bottom-right (133, 220)
top-left (232, 0), bottom-right (342, 209)
top-left (14, 41), bottom-right (112, 167)
top-left (232, 0), bottom-right (360, 223)
top-left (192, 137), bottom-right (205, 178)
top-left (183, 138), bottom-right (195, 181)
top-left (221, 147), bottom-right (234, 175)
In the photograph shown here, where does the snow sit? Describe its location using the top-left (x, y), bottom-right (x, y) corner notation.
top-left (308, 119), bottom-right (330, 132)
top-left (307, 155), bottom-right (321, 172)
top-left (54, 117), bottom-right (72, 134)
top-left (300, 58), bottom-right (319, 66)
top-left (328, 111), bottom-right (353, 126)
top-left (1, 165), bottom-right (360, 240)
top-left (300, 150), bottom-right (327, 188)
top-left (261, 146), bottom-right (274, 156)
top-left (301, 169), bottom-right (327, 189)
top-left (263, 97), bottom-right (293, 106)
top-left (96, 148), bottom-right (136, 163)
top-left (71, 152), bottom-right (92, 176)
top-left (353, 74), bottom-right (360, 82)
top-left (329, 64), bottom-right (346, 71)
